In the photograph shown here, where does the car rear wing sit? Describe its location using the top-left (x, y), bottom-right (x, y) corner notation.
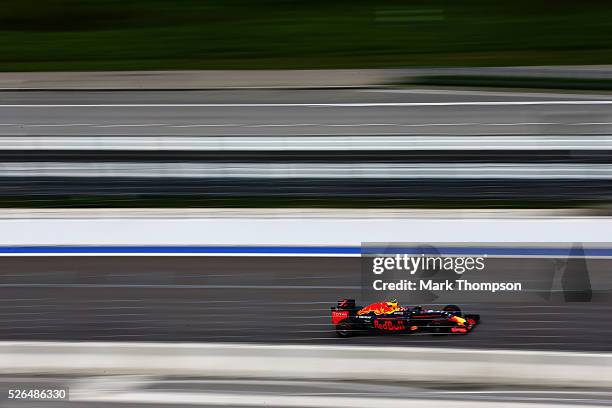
top-left (330, 299), bottom-right (361, 325)
top-left (335, 299), bottom-right (356, 310)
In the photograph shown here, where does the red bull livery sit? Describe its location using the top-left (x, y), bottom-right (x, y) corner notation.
top-left (331, 299), bottom-right (480, 337)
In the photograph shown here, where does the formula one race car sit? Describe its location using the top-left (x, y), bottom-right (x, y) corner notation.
top-left (331, 299), bottom-right (480, 337)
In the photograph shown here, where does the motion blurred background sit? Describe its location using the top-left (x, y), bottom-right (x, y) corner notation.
top-left (0, 0), bottom-right (611, 208)
top-left (2, 2), bottom-right (612, 407)
top-left (0, 1), bottom-right (611, 209)
top-left (2, 0), bottom-right (612, 70)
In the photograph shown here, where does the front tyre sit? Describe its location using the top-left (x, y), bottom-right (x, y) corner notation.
top-left (427, 320), bottom-right (448, 335)
top-left (443, 304), bottom-right (462, 316)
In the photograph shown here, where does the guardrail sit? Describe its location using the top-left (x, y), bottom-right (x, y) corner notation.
top-left (2, 342), bottom-right (611, 388)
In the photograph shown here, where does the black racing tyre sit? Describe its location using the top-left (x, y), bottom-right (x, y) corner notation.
top-left (427, 320), bottom-right (447, 335)
top-left (336, 321), bottom-right (354, 337)
top-left (443, 304), bottom-right (462, 316)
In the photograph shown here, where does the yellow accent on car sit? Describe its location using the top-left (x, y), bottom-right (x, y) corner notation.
top-left (451, 315), bottom-right (467, 326)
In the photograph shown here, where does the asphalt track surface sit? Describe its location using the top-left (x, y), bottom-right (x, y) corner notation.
top-left (1, 256), bottom-right (611, 352)
top-left (1, 88), bottom-right (612, 137)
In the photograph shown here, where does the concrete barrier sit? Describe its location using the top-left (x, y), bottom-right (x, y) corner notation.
top-left (2, 342), bottom-right (611, 388)
top-left (0, 210), bottom-right (609, 248)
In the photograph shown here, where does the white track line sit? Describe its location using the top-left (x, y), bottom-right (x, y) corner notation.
top-left (1, 100), bottom-right (612, 107)
top-left (93, 123), bottom-right (170, 127)
top-left (0, 121), bottom-right (609, 127)
top-left (25, 123), bottom-right (96, 127)
top-left (170, 123), bottom-right (244, 127)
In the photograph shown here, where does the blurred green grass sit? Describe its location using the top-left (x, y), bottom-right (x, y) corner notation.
top-left (1, 0), bottom-right (612, 71)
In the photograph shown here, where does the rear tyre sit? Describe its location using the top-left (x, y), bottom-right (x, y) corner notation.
top-left (336, 321), bottom-right (354, 337)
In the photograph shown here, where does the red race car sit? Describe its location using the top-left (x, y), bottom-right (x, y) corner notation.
top-left (331, 299), bottom-right (480, 337)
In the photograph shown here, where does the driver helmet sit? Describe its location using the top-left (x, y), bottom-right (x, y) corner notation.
top-left (386, 299), bottom-right (399, 309)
